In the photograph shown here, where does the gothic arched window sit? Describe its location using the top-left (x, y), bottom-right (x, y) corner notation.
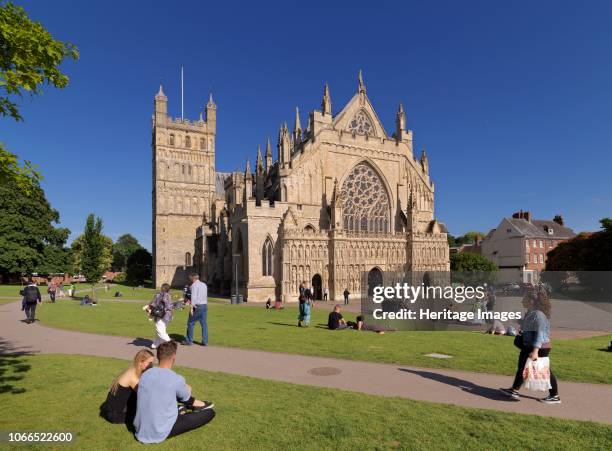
top-left (200, 138), bottom-right (205, 150)
top-left (185, 252), bottom-right (192, 267)
top-left (169, 134), bottom-right (175, 146)
top-left (185, 135), bottom-right (191, 148)
top-left (262, 238), bottom-right (273, 276)
top-left (347, 110), bottom-right (375, 136)
top-left (340, 163), bottom-right (390, 234)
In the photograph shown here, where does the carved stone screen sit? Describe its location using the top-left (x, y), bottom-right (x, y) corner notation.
top-left (340, 163), bottom-right (390, 233)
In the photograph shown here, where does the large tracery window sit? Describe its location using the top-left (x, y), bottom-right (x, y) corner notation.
top-left (347, 110), bottom-right (375, 136)
top-left (340, 163), bottom-right (390, 233)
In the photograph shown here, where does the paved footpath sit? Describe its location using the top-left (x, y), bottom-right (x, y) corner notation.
top-left (1, 301), bottom-right (611, 425)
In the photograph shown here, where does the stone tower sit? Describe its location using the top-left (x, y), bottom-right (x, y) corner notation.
top-left (152, 86), bottom-right (217, 287)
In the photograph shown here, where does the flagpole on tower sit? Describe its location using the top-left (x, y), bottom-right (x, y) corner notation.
top-left (181, 66), bottom-right (184, 120)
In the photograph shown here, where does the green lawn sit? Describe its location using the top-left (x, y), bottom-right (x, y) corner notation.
top-left (33, 300), bottom-right (612, 384)
top-left (0, 354), bottom-right (610, 450)
top-left (0, 284), bottom-right (27, 298)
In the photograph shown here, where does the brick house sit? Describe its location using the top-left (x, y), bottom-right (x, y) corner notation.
top-left (481, 211), bottom-right (575, 284)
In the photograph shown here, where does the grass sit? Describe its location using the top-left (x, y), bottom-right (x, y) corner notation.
top-left (32, 300), bottom-right (612, 384)
top-left (0, 354), bottom-right (610, 450)
top-left (0, 284), bottom-right (27, 298)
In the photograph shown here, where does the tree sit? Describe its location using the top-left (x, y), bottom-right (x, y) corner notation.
top-left (71, 232), bottom-right (112, 275)
top-left (450, 252), bottom-right (497, 285)
top-left (112, 234), bottom-right (142, 271)
top-left (126, 248), bottom-right (152, 286)
top-left (0, 178), bottom-right (70, 281)
top-left (450, 253), bottom-right (497, 272)
top-left (0, 142), bottom-right (40, 193)
top-left (448, 231), bottom-right (485, 247)
top-left (77, 214), bottom-right (108, 298)
top-left (0, 2), bottom-right (79, 121)
top-left (545, 218), bottom-right (612, 293)
top-left (0, 2), bottom-right (78, 190)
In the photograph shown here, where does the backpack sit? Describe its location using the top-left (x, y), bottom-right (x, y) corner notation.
top-left (150, 303), bottom-right (166, 318)
top-left (23, 286), bottom-right (39, 303)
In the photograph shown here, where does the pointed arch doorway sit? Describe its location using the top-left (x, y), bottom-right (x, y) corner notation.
top-left (367, 267), bottom-right (383, 297)
top-left (311, 274), bottom-right (322, 300)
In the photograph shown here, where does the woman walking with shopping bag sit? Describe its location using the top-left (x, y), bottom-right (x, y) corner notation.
top-left (500, 287), bottom-right (561, 404)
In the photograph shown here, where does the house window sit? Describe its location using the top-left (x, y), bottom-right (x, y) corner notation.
top-left (533, 254), bottom-right (537, 264)
top-left (533, 240), bottom-right (537, 248)
top-left (539, 240), bottom-right (543, 248)
top-left (526, 253), bottom-right (530, 263)
top-left (262, 238), bottom-right (273, 276)
top-left (526, 240), bottom-right (529, 249)
top-left (539, 254), bottom-right (544, 264)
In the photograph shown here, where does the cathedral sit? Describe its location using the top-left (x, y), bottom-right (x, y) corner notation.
top-left (152, 72), bottom-right (450, 302)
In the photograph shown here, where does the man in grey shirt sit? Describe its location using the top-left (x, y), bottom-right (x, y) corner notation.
top-left (182, 273), bottom-right (209, 346)
top-left (134, 341), bottom-right (215, 443)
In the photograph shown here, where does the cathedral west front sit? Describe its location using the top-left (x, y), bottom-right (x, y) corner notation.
top-left (152, 72), bottom-right (450, 302)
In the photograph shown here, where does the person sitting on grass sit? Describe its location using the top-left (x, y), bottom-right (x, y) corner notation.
top-left (134, 341), bottom-right (215, 444)
top-left (354, 315), bottom-right (391, 335)
top-left (101, 349), bottom-right (155, 425)
top-left (328, 305), bottom-right (347, 330)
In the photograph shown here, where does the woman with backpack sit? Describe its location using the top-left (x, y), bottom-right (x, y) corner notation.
top-left (145, 283), bottom-right (174, 349)
top-left (500, 287), bottom-right (560, 404)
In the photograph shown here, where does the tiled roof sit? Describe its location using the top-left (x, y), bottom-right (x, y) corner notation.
top-left (508, 218), bottom-right (575, 239)
top-left (532, 220), bottom-right (575, 239)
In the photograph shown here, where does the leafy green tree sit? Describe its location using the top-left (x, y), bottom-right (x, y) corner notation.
top-left (76, 214), bottom-right (108, 298)
top-left (450, 252), bottom-right (497, 285)
top-left (448, 231), bottom-right (485, 247)
top-left (0, 142), bottom-right (40, 193)
top-left (0, 178), bottom-right (70, 281)
top-left (112, 234), bottom-right (142, 271)
top-left (545, 218), bottom-right (612, 293)
top-left (450, 252), bottom-right (497, 272)
top-left (0, 2), bottom-right (79, 121)
top-left (0, 2), bottom-right (78, 190)
top-left (71, 232), bottom-right (112, 275)
top-left (126, 248), bottom-right (152, 286)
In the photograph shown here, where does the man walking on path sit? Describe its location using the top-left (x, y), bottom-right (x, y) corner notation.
top-left (182, 274), bottom-right (208, 346)
top-left (21, 279), bottom-right (42, 324)
top-left (343, 288), bottom-right (350, 305)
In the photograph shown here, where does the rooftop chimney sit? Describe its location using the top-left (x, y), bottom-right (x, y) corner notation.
top-left (553, 215), bottom-right (564, 226)
top-left (512, 210), bottom-right (531, 222)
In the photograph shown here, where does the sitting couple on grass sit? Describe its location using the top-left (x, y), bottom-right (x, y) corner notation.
top-left (101, 341), bottom-right (215, 444)
top-left (327, 305), bottom-right (391, 334)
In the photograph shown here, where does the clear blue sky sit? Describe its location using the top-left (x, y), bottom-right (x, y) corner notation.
top-left (3, 0), bottom-right (611, 248)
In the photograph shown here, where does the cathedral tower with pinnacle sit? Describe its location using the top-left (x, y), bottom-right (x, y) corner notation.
top-left (152, 86), bottom-right (218, 287)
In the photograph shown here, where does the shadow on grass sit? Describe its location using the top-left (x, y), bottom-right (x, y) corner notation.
top-left (267, 322), bottom-right (299, 328)
top-left (397, 368), bottom-right (539, 402)
top-left (0, 338), bottom-right (34, 395)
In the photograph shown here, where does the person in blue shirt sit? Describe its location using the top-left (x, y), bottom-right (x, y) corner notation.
top-left (182, 274), bottom-right (209, 346)
top-left (134, 341), bottom-right (215, 443)
top-left (500, 288), bottom-right (560, 404)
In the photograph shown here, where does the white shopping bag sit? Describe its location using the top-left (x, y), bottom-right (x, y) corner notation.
top-left (522, 357), bottom-right (552, 391)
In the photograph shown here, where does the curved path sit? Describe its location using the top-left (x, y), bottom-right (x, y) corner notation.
top-left (1, 301), bottom-right (611, 425)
